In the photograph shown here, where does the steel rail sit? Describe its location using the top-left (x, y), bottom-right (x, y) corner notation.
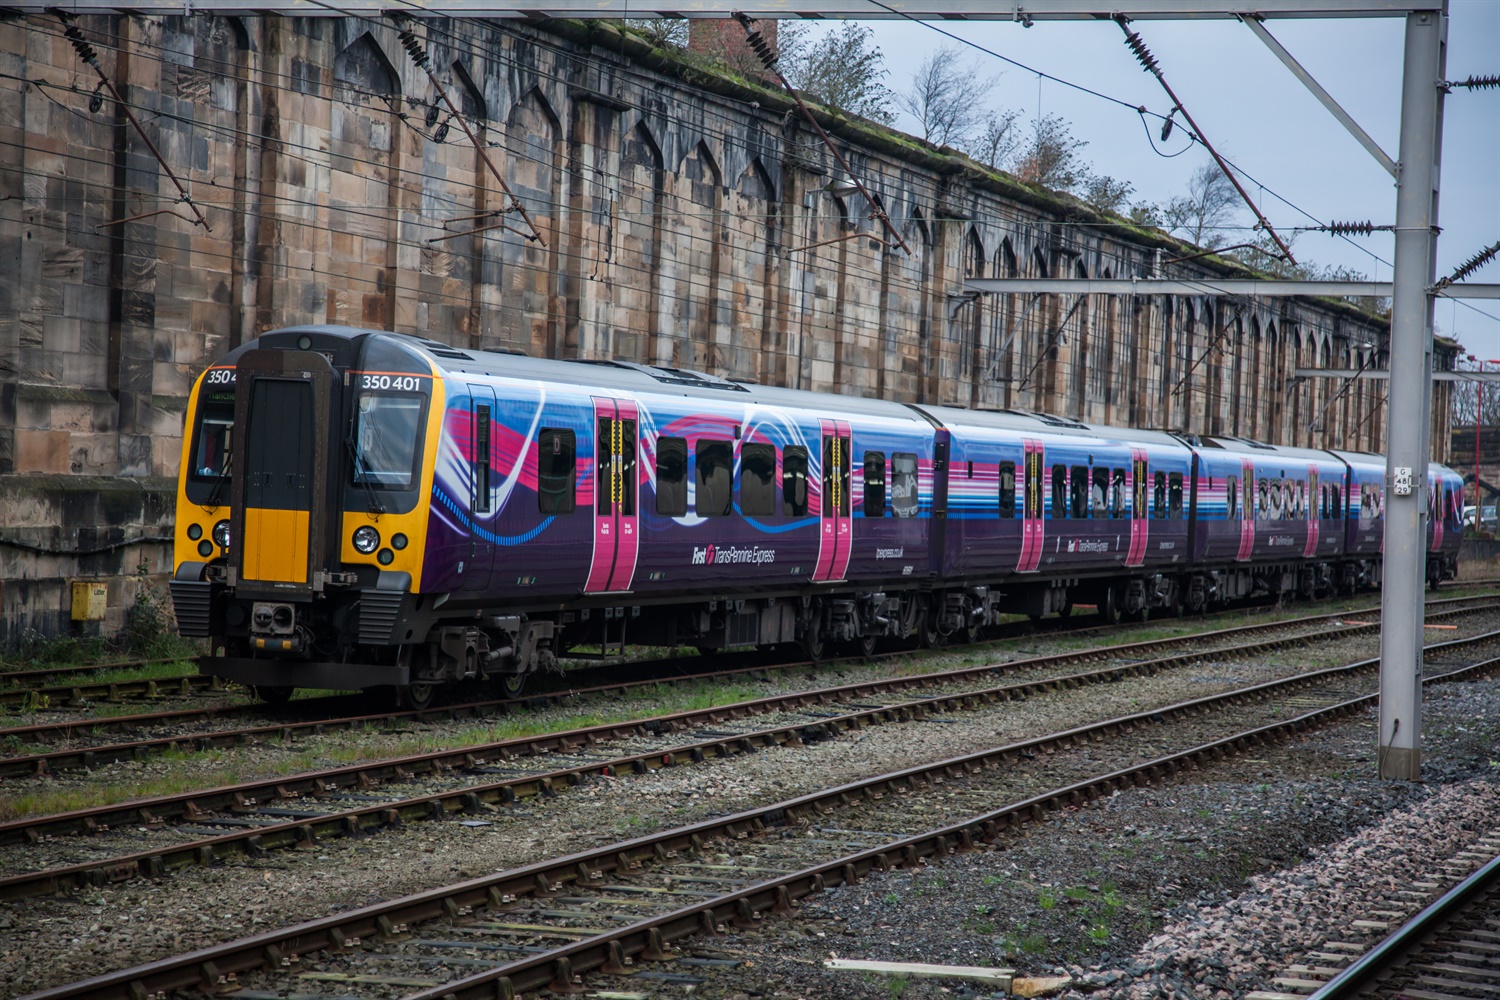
top-left (1307, 852), bottom-right (1500, 999)
top-left (0, 656), bottom-right (200, 687)
top-left (0, 672), bottom-right (224, 710)
top-left (27, 638), bottom-right (1500, 1000)
top-left (3, 611), bottom-right (1492, 903)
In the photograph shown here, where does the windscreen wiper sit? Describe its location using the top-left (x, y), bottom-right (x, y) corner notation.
top-left (346, 428), bottom-right (386, 516)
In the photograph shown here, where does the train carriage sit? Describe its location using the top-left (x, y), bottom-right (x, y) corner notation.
top-left (171, 325), bottom-right (1466, 705)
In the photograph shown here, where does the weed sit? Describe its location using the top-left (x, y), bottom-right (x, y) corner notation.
top-left (1037, 889), bottom-right (1057, 910)
top-left (883, 891), bottom-right (900, 905)
top-left (887, 976), bottom-right (908, 998)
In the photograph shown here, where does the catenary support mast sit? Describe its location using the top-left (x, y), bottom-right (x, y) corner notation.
top-left (1378, 5), bottom-right (1446, 780)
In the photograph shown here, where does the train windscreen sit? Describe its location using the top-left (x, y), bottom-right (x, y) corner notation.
top-left (353, 393), bottom-right (424, 489)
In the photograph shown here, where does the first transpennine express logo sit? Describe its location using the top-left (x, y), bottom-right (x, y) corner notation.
top-left (692, 545), bottom-right (776, 566)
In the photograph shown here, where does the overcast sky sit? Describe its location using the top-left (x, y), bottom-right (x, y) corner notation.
top-left (813, 1), bottom-right (1499, 357)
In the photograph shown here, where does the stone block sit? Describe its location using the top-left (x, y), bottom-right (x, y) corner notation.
top-left (15, 428), bottom-right (70, 474)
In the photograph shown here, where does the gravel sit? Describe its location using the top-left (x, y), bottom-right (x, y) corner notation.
top-left (4, 605), bottom-right (1500, 998)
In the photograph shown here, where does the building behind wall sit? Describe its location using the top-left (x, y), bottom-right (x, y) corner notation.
top-left (0, 12), bottom-right (1456, 645)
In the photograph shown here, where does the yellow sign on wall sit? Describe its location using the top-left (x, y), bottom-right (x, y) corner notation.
top-left (71, 582), bottom-right (108, 622)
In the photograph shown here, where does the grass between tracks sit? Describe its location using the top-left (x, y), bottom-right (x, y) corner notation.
top-left (0, 678), bottom-right (768, 822)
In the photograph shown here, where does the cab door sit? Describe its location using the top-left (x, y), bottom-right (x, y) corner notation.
top-left (466, 384), bottom-right (497, 591)
top-left (230, 349), bottom-right (333, 592)
top-left (813, 419), bottom-right (852, 583)
top-left (584, 397), bottom-right (639, 593)
top-left (1126, 449), bottom-right (1149, 567)
top-left (1237, 459), bottom-right (1256, 561)
top-left (1303, 466), bottom-right (1320, 557)
top-left (1017, 439), bottom-right (1044, 572)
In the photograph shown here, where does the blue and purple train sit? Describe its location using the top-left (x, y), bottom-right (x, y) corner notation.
top-left (170, 326), bottom-right (1465, 706)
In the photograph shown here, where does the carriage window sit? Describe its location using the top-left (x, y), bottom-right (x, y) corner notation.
top-left (1091, 467), bottom-right (1109, 519)
top-left (1153, 472), bottom-right (1167, 519)
top-left (1332, 485), bottom-right (1341, 519)
top-left (1052, 465), bottom-right (1068, 519)
top-left (537, 428), bottom-right (576, 515)
top-left (1257, 479), bottom-right (1268, 519)
top-left (354, 393), bottom-right (425, 489)
top-left (783, 445), bottom-right (809, 517)
top-left (891, 453), bottom-right (919, 517)
top-left (1227, 475), bottom-right (1239, 521)
top-left (656, 437), bottom-right (688, 516)
top-left (1168, 473), bottom-right (1184, 519)
top-left (696, 439), bottom-right (733, 517)
top-left (475, 406), bottom-right (492, 513)
top-left (1071, 465), bottom-right (1089, 519)
top-left (999, 462), bottom-right (1016, 517)
top-left (741, 443), bottom-right (777, 517)
top-left (863, 451), bottom-right (886, 518)
top-left (1111, 468), bottom-right (1126, 518)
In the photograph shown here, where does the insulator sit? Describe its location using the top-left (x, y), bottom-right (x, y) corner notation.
top-left (1324, 220), bottom-right (1377, 236)
top-left (1117, 20), bottom-right (1160, 76)
top-left (745, 30), bottom-right (777, 69)
top-left (1454, 74), bottom-right (1500, 91)
top-left (424, 102), bottom-right (441, 128)
top-left (398, 29), bottom-right (431, 71)
top-left (1446, 240), bottom-right (1500, 286)
top-left (58, 20), bottom-right (102, 70)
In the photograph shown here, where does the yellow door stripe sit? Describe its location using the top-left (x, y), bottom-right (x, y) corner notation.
top-left (242, 507), bottom-right (310, 583)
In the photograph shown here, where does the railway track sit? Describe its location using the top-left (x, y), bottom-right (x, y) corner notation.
top-left (21, 623), bottom-right (1500, 1000)
top-left (2, 600), bottom-right (1494, 904)
top-left (5, 592), bottom-right (1495, 781)
top-left (4, 586), bottom-right (1495, 714)
top-left (1244, 838), bottom-right (1500, 1000)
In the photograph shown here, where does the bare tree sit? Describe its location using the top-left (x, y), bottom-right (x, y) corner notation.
top-left (1012, 113), bottom-right (1091, 190)
top-left (1081, 174), bottom-right (1135, 214)
top-left (895, 46), bottom-right (1001, 148)
top-left (1162, 161), bottom-right (1239, 249)
top-left (967, 108), bottom-right (1022, 169)
top-left (779, 22), bottom-right (894, 124)
top-left (623, 18), bottom-right (687, 48)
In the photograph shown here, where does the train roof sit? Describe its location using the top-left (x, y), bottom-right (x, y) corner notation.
top-left (255, 326), bottom-right (934, 425)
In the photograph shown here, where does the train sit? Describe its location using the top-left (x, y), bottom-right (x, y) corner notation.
top-left (169, 326), bottom-right (1465, 707)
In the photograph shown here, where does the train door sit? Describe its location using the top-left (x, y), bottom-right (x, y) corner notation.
top-left (1017, 439), bottom-right (1044, 572)
top-left (584, 397), bottom-right (640, 593)
top-left (230, 348), bottom-right (334, 592)
top-left (465, 385), bottom-right (497, 591)
top-left (814, 419), bottom-right (852, 583)
top-left (1237, 459), bottom-right (1255, 560)
top-left (1126, 449), bottom-right (1149, 567)
top-left (1303, 465), bottom-right (1320, 557)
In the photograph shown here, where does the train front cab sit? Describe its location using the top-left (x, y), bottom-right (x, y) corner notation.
top-left (172, 328), bottom-right (440, 699)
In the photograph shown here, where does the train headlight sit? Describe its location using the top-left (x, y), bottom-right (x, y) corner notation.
top-left (212, 520), bottom-right (231, 550)
top-left (391, 533), bottom-right (408, 550)
top-left (353, 526), bottom-right (381, 554)
top-left (187, 523), bottom-right (202, 540)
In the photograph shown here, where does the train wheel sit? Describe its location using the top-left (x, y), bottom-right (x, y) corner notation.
top-left (858, 634), bottom-right (878, 658)
top-left (254, 685), bottom-right (295, 705)
top-left (498, 673), bottom-right (526, 700)
top-left (1099, 586), bottom-right (1121, 626)
top-left (400, 682), bottom-right (435, 711)
top-left (801, 626), bottom-right (825, 662)
top-left (1058, 600), bottom-right (1074, 620)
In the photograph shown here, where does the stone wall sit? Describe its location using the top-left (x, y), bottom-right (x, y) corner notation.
top-left (0, 12), bottom-right (1457, 645)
